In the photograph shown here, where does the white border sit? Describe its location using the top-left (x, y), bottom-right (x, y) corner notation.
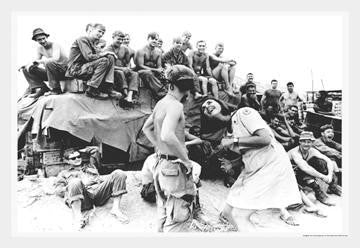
top-left (10, 10), bottom-right (349, 239)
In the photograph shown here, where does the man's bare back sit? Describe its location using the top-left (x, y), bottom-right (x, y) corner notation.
top-left (142, 64), bottom-right (195, 170)
top-left (152, 95), bottom-right (186, 156)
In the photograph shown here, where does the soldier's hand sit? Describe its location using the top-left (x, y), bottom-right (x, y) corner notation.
top-left (104, 51), bottom-right (118, 59)
top-left (172, 159), bottom-right (192, 175)
top-left (321, 174), bottom-right (332, 184)
top-left (154, 68), bottom-right (164, 74)
top-left (121, 67), bottom-right (131, 74)
top-left (225, 88), bottom-right (235, 96)
top-left (221, 137), bottom-right (234, 147)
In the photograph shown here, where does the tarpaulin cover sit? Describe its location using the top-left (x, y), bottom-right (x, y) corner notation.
top-left (18, 89), bottom-right (155, 161)
top-left (17, 97), bottom-right (40, 127)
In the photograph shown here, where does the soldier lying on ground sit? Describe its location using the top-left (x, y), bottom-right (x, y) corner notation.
top-left (54, 147), bottom-right (129, 230)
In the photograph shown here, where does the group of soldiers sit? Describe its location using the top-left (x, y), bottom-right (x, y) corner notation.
top-left (20, 24), bottom-right (237, 107)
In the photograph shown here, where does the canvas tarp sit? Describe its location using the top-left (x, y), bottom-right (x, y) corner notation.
top-left (18, 89), bottom-right (155, 162)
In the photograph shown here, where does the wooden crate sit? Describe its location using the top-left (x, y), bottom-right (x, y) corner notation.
top-left (44, 163), bottom-right (71, 177)
top-left (42, 149), bottom-right (63, 165)
top-left (41, 149), bottom-right (65, 177)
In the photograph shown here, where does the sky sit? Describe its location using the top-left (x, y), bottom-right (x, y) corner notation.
top-left (13, 12), bottom-right (344, 98)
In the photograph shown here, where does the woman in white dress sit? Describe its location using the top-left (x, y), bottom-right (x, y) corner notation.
top-left (201, 99), bottom-right (302, 231)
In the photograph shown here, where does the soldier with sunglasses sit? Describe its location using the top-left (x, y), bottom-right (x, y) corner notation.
top-left (54, 147), bottom-right (129, 230)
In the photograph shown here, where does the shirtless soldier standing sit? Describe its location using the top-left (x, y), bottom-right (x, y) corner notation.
top-left (142, 65), bottom-right (197, 232)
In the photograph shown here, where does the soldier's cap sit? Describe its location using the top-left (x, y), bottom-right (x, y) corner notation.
top-left (166, 65), bottom-right (195, 90)
top-left (320, 124), bottom-right (334, 132)
top-left (167, 65), bottom-right (195, 82)
top-left (32, 28), bottom-right (50, 40)
top-left (299, 131), bottom-right (315, 141)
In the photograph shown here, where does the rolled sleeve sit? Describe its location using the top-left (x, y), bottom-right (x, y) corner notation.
top-left (233, 107), bottom-right (268, 135)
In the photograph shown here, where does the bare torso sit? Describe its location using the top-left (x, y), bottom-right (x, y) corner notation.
top-left (38, 42), bottom-right (54, 59)
top-left (190, 51), bottom-right (208, 74)
top-left (141, 45), bottom-right (162, 68)
top-left (152, 95), bottom-right (186, 155)
top-left (37, 42), bottom-right (68, 63)
top-left (107, 44), bottom-right (129, 67)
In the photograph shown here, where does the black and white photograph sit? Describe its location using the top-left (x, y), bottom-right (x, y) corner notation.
top-left (14, 12), bottom-right (346, 235)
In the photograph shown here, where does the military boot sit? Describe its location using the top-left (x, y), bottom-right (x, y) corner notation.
top-left (309, 181), bottom-right (336, 206)
top-left (327, 173), bottom-right (342, 196)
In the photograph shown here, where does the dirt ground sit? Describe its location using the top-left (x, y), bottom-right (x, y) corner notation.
top-left (15, 171), bottom-right (343, 234)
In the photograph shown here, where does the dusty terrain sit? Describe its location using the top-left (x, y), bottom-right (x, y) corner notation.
top-left (16, 171), bottom-right (344, 234)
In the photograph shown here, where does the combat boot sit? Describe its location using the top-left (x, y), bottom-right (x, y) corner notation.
top-left (30, 86), bottom-right (50, 98)
top-left (309, 181), bottom-right (336, 206)
top-left (327, 174), bottom-right (342, 196)
top-left (192, 193), bottom-right (210, 224)
top-left (85, 86), bottom-right (108, 99)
